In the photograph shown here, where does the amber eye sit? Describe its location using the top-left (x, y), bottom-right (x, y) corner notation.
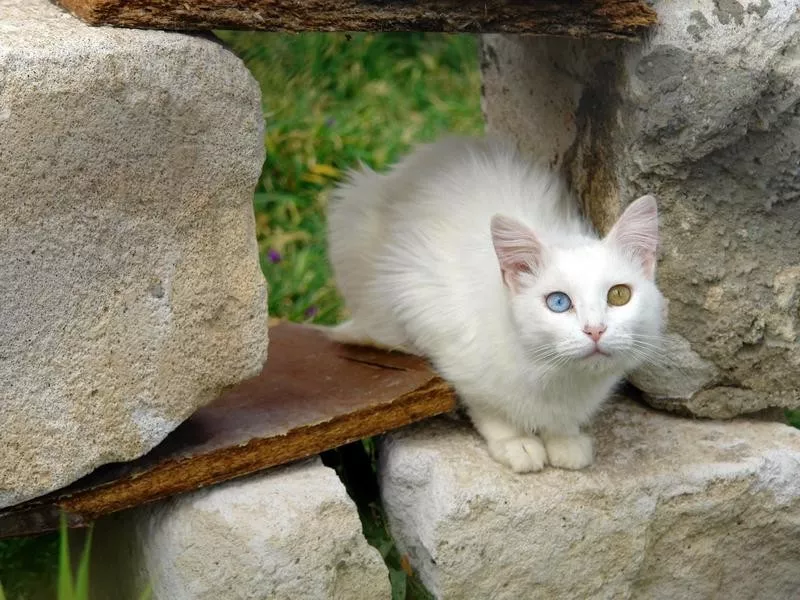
top-left (607, 284), bottom-right (632, 306)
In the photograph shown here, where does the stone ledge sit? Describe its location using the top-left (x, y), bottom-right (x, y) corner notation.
top-left (88, 459), bottom-right (391, 600)
top-left (379, 397), bottom-right (800, 599)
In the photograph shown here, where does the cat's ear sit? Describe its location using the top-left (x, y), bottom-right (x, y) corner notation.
top-left (491, 214), bottom-right (543, 293)
top-left (606, 194), bottom-right (659, 279)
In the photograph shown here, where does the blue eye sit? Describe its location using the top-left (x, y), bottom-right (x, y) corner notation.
top-left (546, 292), bottom-right (572, 313)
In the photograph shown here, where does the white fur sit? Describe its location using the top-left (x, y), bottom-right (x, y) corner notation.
top-left (327, 136), bottom-right (665, 472)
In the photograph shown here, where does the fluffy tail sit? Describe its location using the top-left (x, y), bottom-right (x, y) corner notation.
top-left (327, 165), bottom-right (387, 315)
top-left (310, 321), bottom-right (417, 355)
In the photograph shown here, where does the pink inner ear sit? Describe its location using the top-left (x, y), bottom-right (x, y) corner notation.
top-left (607, 195), bottom-right (659, 279)
top-left (490, 215), bottom-right (542, 292)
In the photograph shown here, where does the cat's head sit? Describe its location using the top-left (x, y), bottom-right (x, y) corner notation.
top-left (491, 195), bottom-right (665, 376)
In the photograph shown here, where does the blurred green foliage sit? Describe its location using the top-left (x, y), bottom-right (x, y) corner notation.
top-left (217, 31), bottom-right (484, 324)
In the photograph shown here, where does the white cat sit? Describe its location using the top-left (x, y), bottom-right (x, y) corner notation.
top-left (327, 136), bottom-right (664, 472)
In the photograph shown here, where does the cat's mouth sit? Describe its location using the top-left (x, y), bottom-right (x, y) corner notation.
top-left (584, 347), bottom-right (611, 359)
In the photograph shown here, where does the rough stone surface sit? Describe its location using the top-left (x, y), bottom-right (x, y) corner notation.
top-left (89, 459), bottom-right (391, 600)
top-left (480, 1), bottom-right (800, 418)
top-left (480, 34), bottom-right (625, 231)
top-left (379, 397), bottom-right (800, 600)
top-left (0, 0), bottom-right (268, 508)
top-left (481, 35), bottom-right (590, 168)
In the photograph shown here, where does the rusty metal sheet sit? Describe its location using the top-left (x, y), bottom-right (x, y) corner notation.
top-left (52, 0), bottom-right (657, 40)
top-left (0, 322), bottom-right (454, 538)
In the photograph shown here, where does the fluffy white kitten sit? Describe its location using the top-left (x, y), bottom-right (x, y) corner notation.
top-left (327, 136), bottom-right (664, 472)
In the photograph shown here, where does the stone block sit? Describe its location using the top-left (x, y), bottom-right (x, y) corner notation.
top-left (379, 398), bottom-right (800, 599)
top-left (89, 459), bottom-right (391, 600)
top-left (0, 0), bottom-right (267, 508)
top-left (480, 0), bottom-right (800, 418)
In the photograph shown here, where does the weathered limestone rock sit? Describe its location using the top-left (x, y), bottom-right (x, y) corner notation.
top-left (0, 0), bottom-right (267, 508)
top-left (379, 398), bottom-right (800, 600)
top-left (89, 459), bottom-right (391, 600)
top-left (481, 1), bottom-right (800, 418)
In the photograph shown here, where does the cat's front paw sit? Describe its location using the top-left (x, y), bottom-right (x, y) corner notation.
top-left (487, 436), bottom-right (547, 473)
top-left (542, 433), bottom-right (594, 470)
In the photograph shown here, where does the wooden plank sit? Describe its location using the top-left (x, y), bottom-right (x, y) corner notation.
top-left (0, 322), bottom-right (454, 539)
top-left (54, 0), bottom-right (657, 39)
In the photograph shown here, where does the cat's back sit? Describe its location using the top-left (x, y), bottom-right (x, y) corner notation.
top-left (382, 136), bottom-right (580, 241)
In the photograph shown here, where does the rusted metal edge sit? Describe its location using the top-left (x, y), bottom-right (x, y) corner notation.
top-left (0, 377), bottom-right (454, 539)
top-left (53, 0), bottom-right (658, 40)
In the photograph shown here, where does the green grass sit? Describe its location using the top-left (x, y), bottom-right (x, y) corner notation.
top-left (0, 534), bottom-right (58, 599)
top-left (0, 519), bottom-right (149, 600)
top-left (57, 518), bottom-right (90, 600)
top-left (217, 31), bottom-right (484, 324)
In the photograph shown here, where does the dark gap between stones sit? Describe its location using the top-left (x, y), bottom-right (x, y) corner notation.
top-left (321, 440), bottom-right (434, 600)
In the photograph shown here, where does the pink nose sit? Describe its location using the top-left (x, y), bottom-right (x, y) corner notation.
top-left (583, 325), bottom-right (607, 342)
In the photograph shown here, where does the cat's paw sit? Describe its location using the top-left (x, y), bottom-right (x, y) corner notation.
top-left (543, 433), bottom-right (594, 470)
top-left (487, 436), bottom-right (548, 473)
